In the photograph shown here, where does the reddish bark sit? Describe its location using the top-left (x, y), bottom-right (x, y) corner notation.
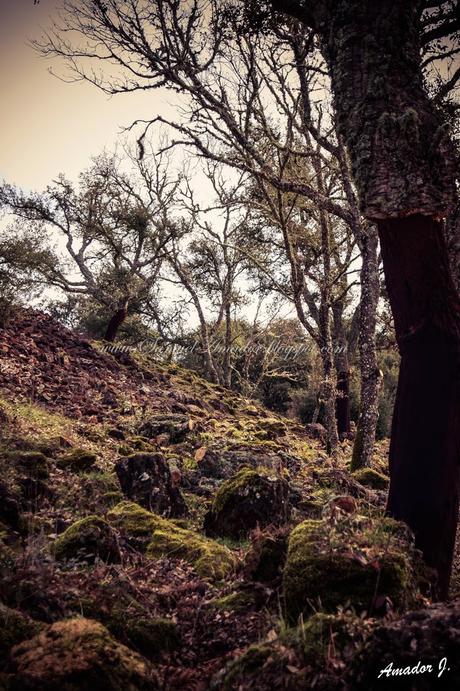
top-left (378, 215), bottom-right (460, 598)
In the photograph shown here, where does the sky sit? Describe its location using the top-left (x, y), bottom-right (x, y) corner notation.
top-left (0, 0), bottom-right (177, 190)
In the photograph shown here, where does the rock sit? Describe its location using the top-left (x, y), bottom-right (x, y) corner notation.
top-left (209, 589), bottom-right (260, 613)
top-left (108, 616), bottom-right (180, 659)
top-left (196, 449), bottom-right (235, 480)
top-left (0, 603), bottom-right (42, 663)
top-left (244, 527), bottom-right (289, 584)
top-left (283, 517), bottom-right (419, 622)
top-left (115, 453), bottom-right (187, 517)
top-left (0, 482), bottom-right (20, 529)
top-left (146, 520), bottom-right (238, 582)
top-left (138, 414), bottom-right (190, 444)
top-left (352, 467), bottom-right (389, 490)
top-left (9, 618), bottom-right (159, 690)
top-left (57, 449), bottom-right (98, 472)
top-left (204, 467), bottom-right (291, 540)
top-left (108, 428), bottom-right (126, 440)
top-left (9, 451), bottom-right (50, 480)
top-left (350, 601), bottom-right (460, 690)
top-left (107, 501), bottom-right (166, 551)
top-left (108, 501), bottom-right (238, 581)
top-left (305, 423), bottom-right (327, 442)
top-left (52, 516), bottom-right (121, 563)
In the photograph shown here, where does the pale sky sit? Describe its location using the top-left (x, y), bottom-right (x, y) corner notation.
top-left (0, 0), bottom-right (178, 190)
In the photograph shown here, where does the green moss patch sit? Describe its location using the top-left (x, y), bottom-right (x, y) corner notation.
top-left (147, 523), bottom-right (238, 582)
top-left (57, 449), bottom-right (98, 472)
top-left (9, 618), bottom-right (159, 690)
top-left (0, 602), bottom-right (42, 662)
top-left (352, 468), bottom-right (389, 490)
top-left (283, 516), bottom-right (420, 622)
top-left (53, 516), bottom-right (120, 563)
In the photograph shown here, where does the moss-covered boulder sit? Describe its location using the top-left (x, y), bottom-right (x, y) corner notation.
top-left (9, 618), bottom-right (159, 690)
top-left (283, 517), bottom-right (418, 622)
top-left (52, 516), bottom-right (120, 564)
top-left (352, 468), bottom-right (389, 490)
top-left (209, 590), bottom-right (259, 614)
top-left (0, 603), bottom-right (42, 663)
top-left (57, 449), bottom-right (98, 472)
top-left (0, 482), bottom-right (20, 529)
top-left (108, 501), bottom-right (237, 581)
top-left (138, 414), bottom-right (190, 444)
top-left (218, 611), bottom-right (371, 691)
top-left (108, 616), bottom-right (180, 659)
top-left (107, 501), bottom-right (167, 551)
top-left (147, 521), bottom-right (238, 582)
top-left (115, 453), bottom-right (187, 517)
top-left (204, 467), bottom-right (291, 540)
top-left (9, 451), bottom-right (50, 480)
top-left (244, 527), bottom-right (289, 584)
top-left (219, 643), bottom-right (276, 690)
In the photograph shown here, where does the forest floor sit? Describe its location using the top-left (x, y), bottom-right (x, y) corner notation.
top-left (0, 309), bottom-right (459, 690)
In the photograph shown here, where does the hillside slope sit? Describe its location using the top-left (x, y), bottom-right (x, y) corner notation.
top-left (0, 310), bottom-right (458, 690)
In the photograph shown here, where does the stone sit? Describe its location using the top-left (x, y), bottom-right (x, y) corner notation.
top-left (305, 423), bottom-right (327, 442)
top-left (138, 414), bottom-right (190, 444)
top-left (0, 482), bottom-right (20, 529)
top-left (9, 618), bottom-right (159, 690)
top-left (57, 449), bottom-right (98, 472)
top-left (204, 467), bottom-right (291, 540)
top-left (52, 516), bottom-right (121, 563)
top-left (115, 453), bottom-right (186, 517)
top-left (283, 517), bottom-right (419, 623)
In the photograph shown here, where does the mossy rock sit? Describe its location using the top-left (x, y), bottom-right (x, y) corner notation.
top-left (0, 603), bottom-right (42, 663)
top-left (209, 590), bottom-right (258, 613)
top-left (219, 644), bottom-right (283, 690)
top-left (8, 451), bottom-right (49, 480)
top-left (9, 618), bottom-right (159, 690)
top-left (101, 491), bottom-right (124, 508)
top-left (204, 467), bottom-right (291, 540)
top-left (52, 516), bottom-right (120, 564)
top-left (244, 527), bottom-right (289, 583)
top-left (115, 453), bottom-right (187, 517)
top-left (107, 501), bottom-right (168, 544)
top-left (147, 522), bottom-right (238, 582)
top-left (137, 414), bottom-right (190, 444)
top-left (284, 611), bottom-right (370, 665)
top-left (57, 449), bottom-right (98, 472)
top-left (109, 501), bottom-right (237, 581)
top-left (108, 615), bottom-right (180, 659)
top-left (352, 468), bottom-right (389, 490)
top-left (283, 518), bottom-right (415, 622)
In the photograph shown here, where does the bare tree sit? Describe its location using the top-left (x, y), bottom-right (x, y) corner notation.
top-left (0, 151), bottom-right (179, 341)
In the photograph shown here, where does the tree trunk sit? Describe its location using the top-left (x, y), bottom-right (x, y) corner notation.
top-left (319, 304), bottom-right (340, 457)
top-left (351, 227), bottom-right (382, 470)
top-left (378, 215), bottom-right (460, 598)
top-left (104, 305), bottom-right (128, 342)
top-left (332, 302), bottom-right (351, 440)
top-left (275, 0), bottom-right (459, 592)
